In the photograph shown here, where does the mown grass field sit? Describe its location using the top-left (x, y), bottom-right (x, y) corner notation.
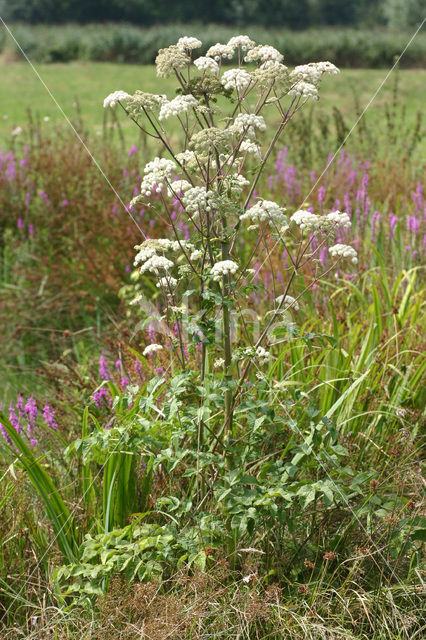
top-left (1, 63), bottom-right (425, 149)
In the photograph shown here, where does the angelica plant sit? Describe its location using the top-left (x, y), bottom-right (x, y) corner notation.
top-left (105, 35), bottom-right (356, 441)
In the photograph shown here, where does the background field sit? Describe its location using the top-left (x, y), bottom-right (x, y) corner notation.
top-left (2, 64), bottom-right (426, 150)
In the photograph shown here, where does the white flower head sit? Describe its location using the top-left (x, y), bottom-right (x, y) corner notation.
top-left (214, 358), bottom-right (225, 369)
top-left (221, 68), bottom-right (252, 92)
top-left (316, 61), bottom-right (339, 74)
top-left (206, 43), bottom-right (234, 61)
top-left (177, 36), bottom-right (202, 50)
top-left (245, 45), bottom-right (283, 64)
top-left (232, 113), bottom-right (266, 137)
top-left (182, 186), bottom-right (216, 214)
top-left (227, 35), bottom-right (256, 52)
top-left (143, 344), bottom-right (163, 357)
top-left (211, 260), bottom-right (239, 281)
top-left (325, 210), bottom-right (351, 229)
top-left (139, 255), bottom-right (174, 275)
top-left (103, 91), bottom-right (130, 108)
top-left (290, 209), bottom-right (321, 232)
top-left (241, 200), bottom-right (287, 228)
top-left (329, 244), bottom-right (358, 264)
top-left (239, 140), bottom-right (261, 157)
top-left (156, 276), bottom-right (178, 289)
top-left (275, 294), bottom-right (299, 311)
top-left (194, 56), bottom-right (219, 74)
top-left (289, 81), bottom-right (318, 100)
top-left (140, 157), bottom-right (177, 197)
top-left (12, 126), bottom-right (23, 136)
top-left (159, 94), bottom-right (198, 120)
top-left (167, 179), bottom-right (192, 198)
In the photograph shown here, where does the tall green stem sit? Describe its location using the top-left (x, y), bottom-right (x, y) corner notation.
top-left (221, 237), bottom-right (233, 440)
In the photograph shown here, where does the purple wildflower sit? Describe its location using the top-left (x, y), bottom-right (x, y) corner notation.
top-left (99, 355), bottom-right (110, 381)
top-left (43, 404), bottom-right (58, 430)
top-left (93, 387), bottom-right (108, 408)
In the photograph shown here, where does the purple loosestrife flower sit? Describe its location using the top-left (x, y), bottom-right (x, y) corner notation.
top-left (319, 246), bottom-right (328, 265)
top-left (25, 192), bottom-right (31, 207)
top-left (25, 396), bottom-right (38, 442)
top-left (0, 422), bottom-right (13, 447)
top-left (28, 224), bottom-right (34, 235)
top-left (43, 404), bottom-right (58, 430)
top-left (407, 216), bottom-right (419, 234)
top-left (115, 358), bottom-right (122, 370)
top-left (318, 186), bottom-right (325, 206)
top-left (128, 145), bottom-right (138, 157)
top-left (61, 199), bottom-right (69, 206)
top-left (93, 387), bottom-right (108, 408)
top-left (99, 355), bottom-right (110, 381)
top-left (16, 394), bottom-right (25, 417)
top-left (17, 218), bottom-right (24, 231)
top-left (9, 406), bottom-right (22, 434)
top-left (121, 377), bottom-right (130, 390)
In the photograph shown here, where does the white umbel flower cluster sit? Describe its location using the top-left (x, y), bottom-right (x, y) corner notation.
top-left (291, 209), bottom-right (351, 232)
top-left (103, 91), bottom-right (130, 108)
top-left (214, 357), bottom-right (225, 369)
top-left (167, 179), bottom-right (192, 197)
top-left (221, 68), bottom-right (252, 92)
top-left (241, 200), bottom-right (287, 227)
top-left (243, 345), bottom-right (271, 365)
top-left (177, 36), bottom-right (202, 50)
top-left (139, 255), bottom-right (174, 274)
top-left (140, 157), bottom-right (177, 197)
top-left (325, 210), bottom-right (351, 229)
top-left (182, 186), bottom-right (216, 214)
top-left (176, 150), bottom-right (196, 165)
top-left (227, 35), bottom-right (256, 51)
top-left (245, 45), bottom-right (283, 64)
top-left (194, 56), bottom-right (219, 74)
top-left (159, 94), bottom-right (198, 120)
top-left (290, 210), bottom-right (322, 232)
top-left (316, 61), bottom-right (339, 74)
top-left (211, 260), bottom-right (239, 280)
top-left (232, 113), bottom-right (266, 136)
top-left (329, 244), bottom-right (358, 264)
top-left (206, 43), bottom-right (234, 61)
top-left (239, 140), bottom-right (261, 156)
top-left (289, 81), bottom-right (318, 100)
top-left (292, 61), bottom-right (340, 86)
top-left (143, 344), bottom-right (163, 357)
top-left (223, 174), bottom-right (250, 194)
top-left (275, 294), bottom-right (299, 311)
top-left (156, 276), bottom-right (178, 289)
